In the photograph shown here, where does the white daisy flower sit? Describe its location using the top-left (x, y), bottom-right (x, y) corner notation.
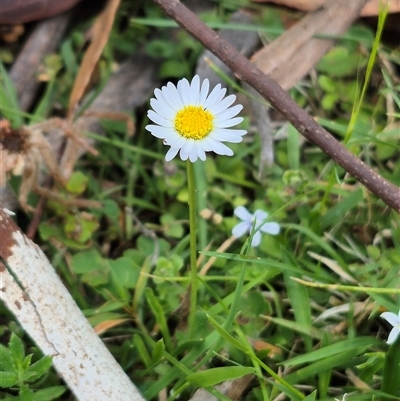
top-left (145, 75), bottom-right (247, 162)
top-left (381, 310), bottom-right (400, 345)
top-left (232, 206), bottom-right (280, 247)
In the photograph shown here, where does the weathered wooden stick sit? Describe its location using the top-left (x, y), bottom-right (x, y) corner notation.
top-left (0, 209), bottom-right (145, 401)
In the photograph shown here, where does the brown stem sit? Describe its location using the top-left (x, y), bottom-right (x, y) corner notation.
top-left (152, 0), bottom-right (400, 214)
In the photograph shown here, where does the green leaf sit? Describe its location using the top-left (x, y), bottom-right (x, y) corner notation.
top-left (160, 60), bottom-right (187, 79)
top-left (318, 75), bottom-right (336, 93)
top-left (280, 223), bottom-right (348, 271)
top-left (102, 199), bottom-right (120, 221)
top-left (70, 249), bottom-right (110, 286)
top-left (109, 257), bottom-right (141, 289)
top-left (321, 93), bottom-right (339, 111)
top-left (187, 366), bottom-right (256, 387)
top-left (19, 387), bottom-right (36, 401)
top-left (206, 314), bottom-right (248, 353)
top-left (318, 334), bottom-right (331, 398)
top-left (284, 347), bottom-right (371, 384)
top-left (153, 255), bottom-right (184, 283)
top-left (303, 390), bottom-right (317, 401)
top-left (320, 188), bottom-right (364, 229)
top-left (34, 386), bottom-right (67, 401)
top-left (21, 354), bottom-right (33, 371)
top-left (145, 288), bottom-right (172, 351)
top-left (0, 345), bottom-right (14, 372)
top-left (382, 337), bottom-right (400, 397)
top-left (65, 171), bottom-right (89, 195)
top-left (70, 249), bottom-right (108, 274)
top-left (284, 337), bottom-right (382, 367)
top-left (151, 339), bottom-right (165, 365)
top-left (24, 356), bottom-right (53, 383)
top-left (282, 249), bottom-right (312, 352)
top-left (317, 46), bottom-right (366, 77)
top-left (81, 268), bottom-right (110, 287)
top-left (0, 61), bottom-right (22, 126)
top-left (38, 222), bottom-right (89, 250)
top-left (64, 214), bottom-right (99, 243)
top-left (133, 335), bottom-right (152, 369)
top-left (0, 371), bottom-right (18, 388)
top-left (265, 317), bottom-right (325, 340)
top-left (287, 124), bottom-right (300, 170)
top-left (376, 139), bottom-right (399, 161)
top-left (9, 333), bottom-right (25, 365)
top-left (160, 214), bottom-right (184, 238)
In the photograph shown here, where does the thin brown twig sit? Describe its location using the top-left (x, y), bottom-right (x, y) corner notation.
top-left (152, 0), bottom-right (400, 214)
top-left (25, 176), bottom-right (51, 239)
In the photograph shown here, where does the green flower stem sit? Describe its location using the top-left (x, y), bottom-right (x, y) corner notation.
top-left (291, 278), bottom-right (400, 294)
top-left (187, 160), bottom-right (198, 338)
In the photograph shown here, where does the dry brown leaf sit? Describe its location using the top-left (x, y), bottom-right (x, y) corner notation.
top-left (250, 0), bottom-right (368, 90)
top-left (361, 0), bottom-right (400, 15)
top-left (93, 318), bottom-right (130, 335)
top-left (251, 0), bottom-right (400, 16)
top-left (68, 0), bottom-right (121, 119)
top-left (247, 337), bottom-right (283, 359)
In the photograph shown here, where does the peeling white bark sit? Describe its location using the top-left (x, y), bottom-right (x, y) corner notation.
top-left (0, 210), bottom-right (145, 401)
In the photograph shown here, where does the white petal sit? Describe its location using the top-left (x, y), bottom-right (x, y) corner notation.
top-left (147, 110), bottom-right (173, 127)
top-left (154, 87), bottom-right (178, 112)
top-left (179, 141), bottom-right (194, 161)
top-left (178, 148), bottom-right (189, 161)
top-left (165, 134), bottom-right (186, 147)
top-left (165, 147), bottom-right (179, 161)
top-left (182, 139), bottom-right (195, 154)
top-left (207, 128), bottom-right (242, 143)
top-left (145, 125), bottom-right (168, 138)
top-left (146, 125), bottom-right (176, 139)
top-left (178, 78), bottom-right (190, 104)
top-left (199, 137), bottom-right (214, 151)
top-left (387, 327), bottom-right (400, 345)
top-left (210, 128), bottom-right (245, 143)
top-left (198, 78), bottom-right (210, 105)
top-left (150, 98), bottom-right (175, 120)
top-left (189, 75), bottom-right (200, 104)
top-left (251, 231), bottom-right (262, 247)
top-left (214, 104), bottom-right (243, 121)
top-left (214, 116), bottom-right (243, 128)
top-left (232, 221), bottom-right (251, 237)
top-left (204, 85), bottom-right (225, 110)
top-left (154, 88), bottom-right (166, 103)
top-left (260, 222), bottom-right (281, 235)
top-left (211, 94), bottom-right (236, 115)
top-left (188, 145), bottom-right (204, 162)
top-left (196, 146), bottom-right (206, 161)
top-left (163, 82), bottom-right (183, 110)
top-left (208, 140), bottom-right (233, 156)
top-left (381, 312), bottom-right (400, 327)
top-left (234, 206), bottom-right (252, 222)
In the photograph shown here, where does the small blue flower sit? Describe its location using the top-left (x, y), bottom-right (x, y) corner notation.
top-left (381, 310), bottom-right (400, 345)
top-left (232, 206), bottom-right (280, 247)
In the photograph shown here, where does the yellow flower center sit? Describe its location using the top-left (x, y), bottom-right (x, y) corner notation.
top-left (174, 106), bottom-right (214, 140)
